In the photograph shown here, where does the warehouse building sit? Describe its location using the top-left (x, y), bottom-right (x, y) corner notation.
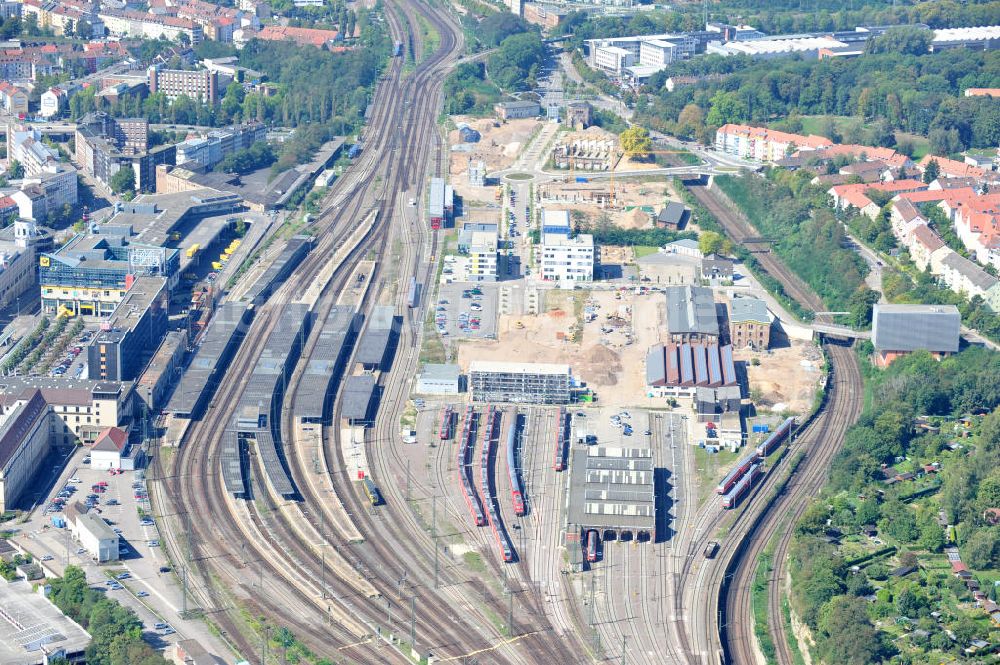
top-left (494, 101), bottom-right (540, 121)
top-left (0, 581), bottom-right (92, 665)
top-left (872, 303), bottom-right (961, 367)
top-left (567, 446), bottom-right (655, 543)
top-left (665, 285), bottom-right (719, 343)
top-left (72, 512), bottom-right (119, 562)
top-left (729, 296), bottom-right (771, 350)
top-left (469, 361), bottom-right (571, 404)
top-left (645, 342), bottom-right (739, 398)
top-left (415, 363), bottom-right (461, 395)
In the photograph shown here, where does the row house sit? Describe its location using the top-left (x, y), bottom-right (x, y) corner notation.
top-left (20, 0), bottom-right (104, 38)
top-left (99, 10), bottom-right (203, 43)
top-left (828, 179), bottom-right (927, 219)
top-left (918, 154), bottom-right (987, 180)
top-left (907, 223), bottom-right (948, 272)
top-left (715, 124), bottom-right (833, 162)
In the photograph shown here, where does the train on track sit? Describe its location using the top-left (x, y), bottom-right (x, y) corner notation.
top-left (393, 41), bottom-right (403, 57)
top-left (457, 406), bottom-right (487, 526)
top-left (722, 463), bottom-right (762, 509)
top-left (363, 476), bottom-right (382, 506)
top-left (406, 277), bottom-right (420, 309)
top-left (439, 405), bottom-right (454, 440)
top-left (715, 417), bottom-right (796, 501)
top-left (481, 407), bottom-right (515, 563)
top-left (507, 411), bottom-right (526, 517)
top-left (552, 407), bottom-right (567, 472)
top-left (585, 529), bottom-right (598, 563)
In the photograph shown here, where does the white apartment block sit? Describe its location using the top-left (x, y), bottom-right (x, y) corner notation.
top-left (7, 124), bottom-right (60, 176)
top-left (541, 231), bottom-right (594, 282)
top-left (467, 230), bottom-right (498, 282)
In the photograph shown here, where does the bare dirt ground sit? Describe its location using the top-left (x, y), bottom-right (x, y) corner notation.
top-left (449, 117), bottom-right (542, 203)
top-left (735, 340), bottom-right (824, 415)
top-left (456, 288), bottom-right (663, 405)
top-left (537, 179), bottom-right (677, 230)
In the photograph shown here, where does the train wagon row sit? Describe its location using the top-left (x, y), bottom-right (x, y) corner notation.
top-left (507, 410), bottom-right (526, 517)
top-left (406, 277), bottom-right (421, 309)
top-left (722, 463), bottom-right (762, 509)
top-left (553, 407), bottom-right (568, 472)
top-left (716, 417), bottom-right (795, 509)
top-left (585, 529), bottom-right (599, 563)
top-left (457, 406), bottom-right (486, 526)
top-left (481, 407), bottom-right (514, 563)
top-left (439, 405), bottom-right (454, 440)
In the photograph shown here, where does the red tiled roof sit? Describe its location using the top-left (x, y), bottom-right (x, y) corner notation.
top-left (92, 426), bottom-right (127, 452)
top-left (256, 25), bottom-right (341, 47)
top-left (919, 154), bottom-right (986, 179)
top-left (966, 88), bottom-right (1000, 97)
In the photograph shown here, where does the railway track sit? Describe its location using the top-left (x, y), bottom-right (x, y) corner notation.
top-left (677, 179), bottom-right (865, 664)
top-left (148, 1), bottom-right (479, 660)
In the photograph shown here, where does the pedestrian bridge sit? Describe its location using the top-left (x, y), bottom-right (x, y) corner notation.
top-left (812, 323), bottom-right (871, 340)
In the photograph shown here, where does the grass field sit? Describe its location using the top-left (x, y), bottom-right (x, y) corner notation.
top-left (781, 115), bottom-right (932, 160)
top-left (633, 245), bottom-right (660, 259)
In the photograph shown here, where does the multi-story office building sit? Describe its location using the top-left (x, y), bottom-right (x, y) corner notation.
top-left (147, 65), bottom-right (218, 103)
top-left (469, 361), bottom-right (572, 404)
top-left (87, 277), bottom-right (169, 382)
top-left (587, 33), bottom-right (696, 75)
top-left (467, 230), bottom-right (498, 282)
top-left (75, 113), bottom-right (172, 192)
top-left (39, 228), bottom-right (178, 317)
top-left (540, 214), bottom-right (594, 282)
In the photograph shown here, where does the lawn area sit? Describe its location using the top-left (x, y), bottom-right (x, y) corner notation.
top-left (633, 245), bottom-right (660, 259)
top-left (693, 445), bottom-right (739, 505)
top-left (896, 131), bottom-right (931, 160)
top-left (794, 114), bottom-right (855, 137)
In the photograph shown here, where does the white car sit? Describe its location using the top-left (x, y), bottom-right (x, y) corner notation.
top-left (69, 477), bottom-right (82, 483)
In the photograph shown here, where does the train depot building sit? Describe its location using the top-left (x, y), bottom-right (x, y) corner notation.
top-left (566, 445), bottom-right (655, 553)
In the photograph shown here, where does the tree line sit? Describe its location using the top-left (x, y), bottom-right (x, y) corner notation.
top-left (637, 42), bottom-right (1000, 154)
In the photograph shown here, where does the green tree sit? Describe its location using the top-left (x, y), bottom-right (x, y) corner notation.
top-left (109, 167), bottom-right (135, 195)
top-left (816, 596), bottom-right (884, 665)
top-left (698, 230), bottom-right (733, 257)
top-left (962, 528), bottom-right (1000, 569)
top-left (923, 158), bottom-right (940, 184)
top-left (7, 160), bottom-right (24, 179)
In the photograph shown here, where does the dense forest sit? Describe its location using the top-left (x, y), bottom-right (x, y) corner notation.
top-left (637, 40), bottom-right (1000, 153)
top-left (789, 348), bottom-right (1000, 664)
top-left (48, 566), bottom-right (169, 665)
top-left (713, 171), bottom-right (871, 320)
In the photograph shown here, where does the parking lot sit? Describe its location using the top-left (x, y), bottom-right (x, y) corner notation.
top-left (570, 406), bottom-right (657, 449)
top-left (12, 446), bottom-right (209, 651)
top-left (433, 281), bottom-right (499, 340)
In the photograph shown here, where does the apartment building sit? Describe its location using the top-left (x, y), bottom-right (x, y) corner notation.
top-left (6, 124), bottom-right (59, 175)
top-left (469, 361), bottom-right (572, 404)
top-left (20, 0), bottom-right (104, 38)
top-left (40, 84), bottom-right (80, 118)
top-left (541, 230), bottom-right (594, 282)
top-left (0, 81), bottom-right (28, 116)
top-left (147, 65), bottom-right (218, 103)
top-left (175, 123), bottom-right (266, 169)
top-left (716, 124), bottom-right (835, 162)
top-left (100, 10), bottom-right (203, 44)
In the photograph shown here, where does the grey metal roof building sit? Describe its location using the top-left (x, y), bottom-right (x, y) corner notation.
top-left (665, 285), bottom-right (719, 342)
top-left (872, 303), bottom-right (960, 354)
top-left (241, 236), bottom-right (311, 307)
top-left (167, 302), bottom-right (250, 418)
top-left (567, 446), bottom-right (655, 540)
top-left (293, 306), bottom-right (359, 423)
top-left (356, 305), bottom-right (400, 370)
top-left (0, 581), bottom-right (92, 665)
top-left (227, 303), bottom-right (312, 499)
top-left (220, 430), bottom-right (248, 498)
top-left (656, 202), bottom-right (688, 229)
top-left (342, 375), bottom-right (377, 423)
top-left (729, 296), bottom-right (770, 324)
